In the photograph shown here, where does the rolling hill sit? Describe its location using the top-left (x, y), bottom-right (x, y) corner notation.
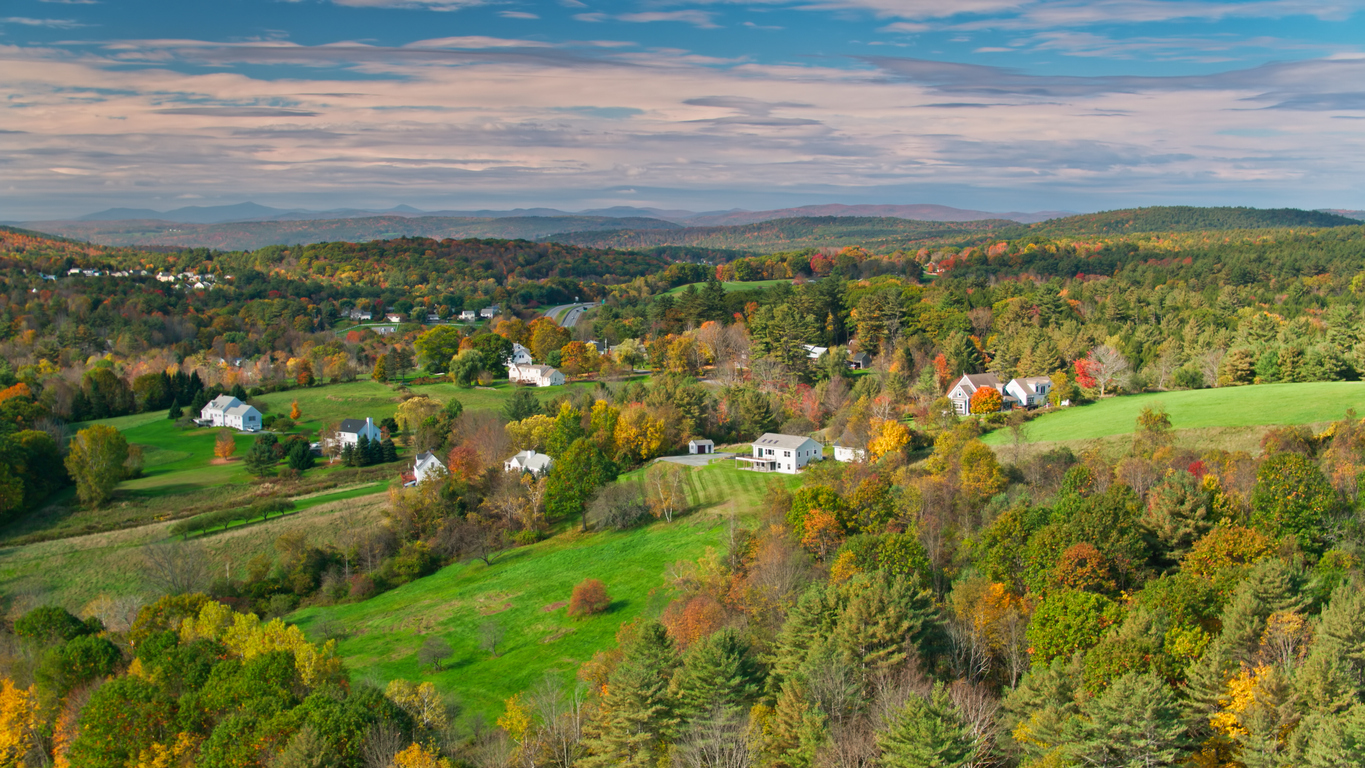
top-left (1024, 206), bottom-right (1360, 236)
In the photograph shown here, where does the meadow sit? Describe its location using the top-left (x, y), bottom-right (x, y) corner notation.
top-left (663, 278), bottom-right (792, 296)
top-left (981, 381), bottom-right (1365, 453)
top-left (291, 460), bottom-right (800, 720)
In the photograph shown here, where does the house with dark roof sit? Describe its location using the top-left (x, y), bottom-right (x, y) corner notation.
top-left (847, 351), bottom-right (872, 370)
top-left (336, 417), bottom-right (382, 448)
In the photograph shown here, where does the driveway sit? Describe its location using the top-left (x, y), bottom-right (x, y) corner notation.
top-left (655, 452), bottom-right (735, 467)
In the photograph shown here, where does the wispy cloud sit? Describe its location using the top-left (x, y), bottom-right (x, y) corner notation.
top-left (499, 11), bottom-right (539, 19)
top-left (2, 17), bottom-right (88, 28)
top-left (577, 10), bottom-right (721, 28)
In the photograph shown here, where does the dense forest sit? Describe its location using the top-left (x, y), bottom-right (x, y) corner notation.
top-left (4, 209), bottom-right (1365, 766)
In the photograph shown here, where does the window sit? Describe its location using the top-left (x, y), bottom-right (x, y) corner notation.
top-left (784, 451), bottom-right (791, 457)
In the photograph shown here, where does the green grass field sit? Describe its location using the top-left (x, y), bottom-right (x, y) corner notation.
top-left (291, 461), bottom-right (800, 719)
top-left (664, 279), bottom-right (792, 296)
top-left (981, 381), bottom-right (1365, 448)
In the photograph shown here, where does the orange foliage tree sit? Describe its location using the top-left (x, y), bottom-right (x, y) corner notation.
top-left (661, 594), bottom-right (727, 650)
top-left (800, 509), bottom-right (845, 561)
top-left (969, 386), bottom-right (1003, 414)
top-left (289, 400), bottom-right (301, 420)
top-left (0, 383), bottom-right (32, 404)
top-left (213, 430), bottom-right (236, 460)
top-left (568, 579), bottom-right (611, 618)
top-left (446, 444), bottom-right (483, 482)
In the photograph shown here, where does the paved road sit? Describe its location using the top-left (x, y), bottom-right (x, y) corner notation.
top-left (655, 452), bottom-right (735, 467)
top-left (543, 302), bottom-right (595, 327)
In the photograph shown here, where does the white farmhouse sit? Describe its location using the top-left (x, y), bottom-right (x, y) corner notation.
top-left (459, 310), bottom-right (477, 322)
top-left (947, 373), bottom-right (1005, 415)
top-left (802, 344), bottom-right (828, 360)
top-left (508, 363), bottom-right (565, 387)
top-left (1006, 376), bottom-right (1053, 408)
top-left (335, 417), bottom-right (382, 448)
top-left (505, 449), bottom-right (554, 476)
top-left (406, 451), bottom-right (447, 486)
top-left (480, 305), bottom-right (499, 319)
top-left (737, 433), bottom-right (823, 474)
top-left (507, 343), bottom-right (534, 366)
top-left (199, 395), bottom-right (262, 431)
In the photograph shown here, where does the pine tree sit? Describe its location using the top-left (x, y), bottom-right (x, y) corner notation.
top-left (764, 679), bottom-right (826, 768)
top-left (287, 441), bottom-right (315, 471)
top-left (1288, 705), bottom-right (1365, 767)
top-left (356, 435), bottom-right (374, 467)
top-left (340, 444), bottom-right (356, 467)
top-left (668, 628), bottom-right (760, 726)
top-left (766, 583), bottom-right (841, 697)
top-left (830, 574), bottom-right (941, 683)
top-left (582, 622), bottom-right (679, 767)
top-left (373, 354), bottom-right (389, 382)
top-left (1068, 671), bottom-right (1190, 767)
top-left (875, 682), bottom-right (975, 768)
top-left (503, 388), bottom-right (541, 422)
top-left (167, 398), bottom-right (182, 420)
top-left (244, 436), bottom-right (278, 478)
top-left (381, 438), bottom-right (398, 464)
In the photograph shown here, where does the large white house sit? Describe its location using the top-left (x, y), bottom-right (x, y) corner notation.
top-left (505, 449), bottom-right (554, 476)
top-left (459, 310), bottom-right (477, 322)
top-left (507, 343), bottom-right (534, 366)
top-left (947, 373), bottom-right (1006, 415)
top-left (480, 305), bottom-right (500, 319)
top-left (199, 395), bottom-right (261, 432)
top-left (1006, 376), bottom-right (1053, 408)
top-left (407, 451), bottom-right (447, 486)
top-left (508, 363), bottom-right (565, 387)
top-left (737, 433), bottom-right (823, 474)
top-left (335, 417), bottom-right (383, 448)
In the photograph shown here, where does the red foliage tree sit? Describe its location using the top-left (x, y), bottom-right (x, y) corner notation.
top-left (661, 594), bottom-right (727, 650)
top-left (969, 386), bottom-right (1003, 414)
top-left (1074, 357), bottom-right (1097, 389)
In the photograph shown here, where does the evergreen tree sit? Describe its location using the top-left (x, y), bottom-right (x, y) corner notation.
top-left (830, 573), bottom-right (942, 682)
top-left (167, 398), bottom-right (182, 420)
top-left (503, 388), bottom-right (541, 422)
top-left (244, 436), bottom-right (278, 478)
top-left (546, 403), bottom-right (585, 457)
top-left (766, 583), bottom-right (841, 697)
top-left (582, 622), bottom-right (679, 767)
top-left (1067, 671), bottom-right (1190, 767)
top-left (668, 628), bottom-right (760, 725)
top-left (545, 438), bottom-right (618, 531)
top-left (380, 438), bottom-right (398, 464)
top-left (875, 682), bottom-right (975, 768)
top-left (340, 444), bottom-right (356, 467)
top-left (1141, 470), bottom-right (1218, 566)
top-left (764, 679), bottom-right (827, 768)
top-left (1289, 705), bottom-right (1365, 767)
top-left (287, 441), bottom-right (315, 471)
top-left (355, 435), bottom-right (374, 467)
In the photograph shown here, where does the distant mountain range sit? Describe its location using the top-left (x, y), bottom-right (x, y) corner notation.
top-left (9, 203), bottom-right (1359, 253)
top-left (53, 201), bottom-right (1070, 226)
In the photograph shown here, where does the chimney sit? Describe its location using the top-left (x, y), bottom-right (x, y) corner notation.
top-left (366, 417), bottom-right (374, 435)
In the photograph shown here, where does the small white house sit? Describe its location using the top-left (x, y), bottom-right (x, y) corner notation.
top-left (199, 395), bottom-right (261, 432)
top-left (833, 430), bottom-right (867, 463)
top-left (1006, 376), bottom-right (1052, 408)
top-left (480, 305), bottom-right (499, 319)
top-left (508, 363), bottom-right (565, 387)
top-left (336, 417), bottom-right (382, 448)
top-left (386, 313), bottom-right (403, 323)
top-left (407, 451), bottom-right (447, 486)
top-left (507, 343), bottom-right (534, 366)
top-left (802, 344), bottom-right (828, 360)
top-left (948, 373), bottom-right (1005, 415)
top-left (689, 439), bottom-right (714, 455)
top-left (505, 449), bottom-right (554, 476)
top-left (459, 310), bottom-right (477, 322)
top-left (737, 433), bottom-right (823, 474)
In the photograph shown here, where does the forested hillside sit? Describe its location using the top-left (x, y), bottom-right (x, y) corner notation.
top-left (1026, 206), bottom-right (1360, 235)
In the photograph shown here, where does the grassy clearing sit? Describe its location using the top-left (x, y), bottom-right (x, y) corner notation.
top-left (664, 279), bottom-right (791, 296)
top-left (982, 381), bottom-right (1365, 452)
top-left (292, 461), bottom-right (800, 720)
top-left (0, 492), bottom-right (387, 611)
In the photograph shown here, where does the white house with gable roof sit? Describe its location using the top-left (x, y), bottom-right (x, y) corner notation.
top-left (1006, 376), bottom-right (1053, 408)
top-left (406, 451), bottom-right (447, 486)
top-left (508, 363), bottom-right (565, 387)
top-left (199, 395), bottom-right (261, 431)
top-left (335, 417), bottom-right (382, 448)
top-left (507, 343), bottom-right (534, 366)
top-left (947, 373), bottom-right (1006, 415)
top-left (737, 433), bottom-right (823, 474)
top-left (505, 449), bottom-right (554, 476)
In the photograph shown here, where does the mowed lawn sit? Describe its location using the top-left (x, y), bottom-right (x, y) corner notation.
top-left (664, 279), bottom-right (791, 296)
top-left (291, 461), bottom-right (801, 720)
top-left (982, 381), bottom-right (1365, 446)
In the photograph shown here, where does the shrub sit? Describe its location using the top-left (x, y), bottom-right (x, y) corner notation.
top-left (15, 605), bottom-right (94, 642)
top-left (589, 482), bottom-right (649, 531)
top-left (568, 579), bottom-right (611, 618)
top-left (348, 574), bottom-right (376, 600)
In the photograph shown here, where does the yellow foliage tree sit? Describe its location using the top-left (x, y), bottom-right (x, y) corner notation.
top-left (385, 680), bottom-right (449, 734)
top-left (867, 418), bottom-right (911, 460)
top-left (392, 743), bottom-right (452, 768)
top-left (506, 414), bottom-right (555, 452)
top-left (613, 405), bottom-right (666, 464)
top-left (128, 732), bottom-right (201, 768)
top-left (960, 440), bottom-right (1007, 504)
top-left (395, 396), bottom-right (443, 435)
top-left (497, 693), bottom-right (532, 747)
top-left (179, 602), bottom-right (343, 687)
top-left (289, 400), bottom-right (301, 420)
top-left (0, 678), bottom-right (38, 765)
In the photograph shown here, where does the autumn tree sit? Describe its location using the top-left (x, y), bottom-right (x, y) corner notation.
top-left (869, 418), bottom-right (911, 460)
top-left (969, 386), bottom-right (1003, 414)
top-left (373, 354), bottom-right (390, 382)
top-left (1251, 452), bottom-right (1339, 549)
top-left (569, 579), bottom-right (612, 618)
top-left (645, 463), bottom-right (688, 523)
top-left (65, 424), bottom-right (129, 508)
top-left (414, 326), bottom-right (464, 374)
top-left (289, 399), bottom-right (301, 420)
top-left (1084, 345), bottom-right (1129, 397)
top-left (800, 509), bottom-right (844, 561)
top-left (214, 430), bottom-right (237, 460)
top-left (296, 358), bottom-right (315, 386)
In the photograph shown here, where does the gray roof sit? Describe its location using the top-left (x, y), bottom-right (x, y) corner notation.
top-left (1010, 376), bottom-right (1051, 395)
top-left (204, 394), bottom-right (240, 412)
top-left (754, 433), bottom-right (818, 450)
top-left (224, 403), bottom-right (258, 417)
top-left (338, 418), bottom-right (372, 434)
top-left (690, 438), bottom-right (714, 446)
top-left (954, 373), bottom-right (1002, 394)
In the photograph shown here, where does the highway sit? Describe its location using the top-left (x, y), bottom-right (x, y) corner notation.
top-left (543, 302), bottom-right (595, 328)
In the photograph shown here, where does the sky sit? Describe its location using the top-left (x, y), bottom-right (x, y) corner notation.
top-left (2, 0), bottom-right (1365, 219)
